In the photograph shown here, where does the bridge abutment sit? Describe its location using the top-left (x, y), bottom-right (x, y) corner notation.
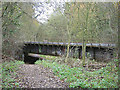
top-left (23, 44), bottom-right (39, 64)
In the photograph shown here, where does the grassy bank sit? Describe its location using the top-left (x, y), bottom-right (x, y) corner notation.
top-left (35, 55), bottom-right (118, 88)
top-left (1, 60), bottom-right (24, 88)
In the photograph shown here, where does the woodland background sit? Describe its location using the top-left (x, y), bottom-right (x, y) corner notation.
top-left (1, 2), bottom-right (118, 59)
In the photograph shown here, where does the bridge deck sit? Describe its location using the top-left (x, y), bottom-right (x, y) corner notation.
top-left (24, 41), bottom-right (116, 48)
top-left (23, 41), bottom-right (116, 64)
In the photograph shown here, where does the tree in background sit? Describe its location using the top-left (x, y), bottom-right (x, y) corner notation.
top-left (35, 2), bottom-right (118, 64)
top-left (2, 2), bottom-right (118, 61)
top-left (2, 2), bottom-right (41, 59)
top-left (2, 2), bottom-right (22, 57)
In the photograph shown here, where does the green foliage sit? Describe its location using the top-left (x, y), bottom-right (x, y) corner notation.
top-left (2, 2), bottom-right (23, 56)
top-left (1, 60), bottom-right (24, 88)
top-left (39, 55), bottom-right (58, 60)
top-left (37, 2), bottom-right (118, 44)
top-left (2, 2), bottom-right (40, 57)
top-left (35, 59), bottom-right (118, 88)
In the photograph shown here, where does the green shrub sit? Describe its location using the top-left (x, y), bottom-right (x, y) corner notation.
top-left (36, 59), bottom-right (118, 88)
top-left (1, 60), bottom-right (24, 88)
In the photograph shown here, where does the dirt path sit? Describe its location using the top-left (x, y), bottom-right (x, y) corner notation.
top-left (16, 64), bottom-right (69, 88)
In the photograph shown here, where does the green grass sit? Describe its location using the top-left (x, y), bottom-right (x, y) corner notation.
top-left (1, 60), bottom-right (24, 88)
top-left (35, 59), bottom-right (118, 88)
top-left (39, 54), bottom-right (59, 60)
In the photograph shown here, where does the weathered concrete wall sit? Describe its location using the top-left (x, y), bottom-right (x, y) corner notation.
top-left (86, 47), bottom-right (94, 59)
top-left (39, 45), bottom-right (114, 61)
top-left (94, 48), bottom-right (114, 61)
top-left (23, 43), bottom-right (115, 64)
top-left (41, 45), bottom-right (47, 54)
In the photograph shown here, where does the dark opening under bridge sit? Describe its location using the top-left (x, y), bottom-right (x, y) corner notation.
top-left (23, 42), bottom-right (116, 64)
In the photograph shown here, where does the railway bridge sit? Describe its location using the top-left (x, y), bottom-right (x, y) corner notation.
top-left (23, 42), bottom-right (116, 64)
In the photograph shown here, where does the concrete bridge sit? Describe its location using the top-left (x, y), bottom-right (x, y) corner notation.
top-left (23, 41), bottom-right (116, 64)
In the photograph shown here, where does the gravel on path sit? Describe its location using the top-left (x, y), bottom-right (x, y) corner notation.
top-left (16, 64), bottom-right (69, 88)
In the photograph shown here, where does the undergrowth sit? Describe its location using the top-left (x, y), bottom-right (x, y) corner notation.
top-left (1, 60), bottom-right (24, 88)
top-left (35, 58), bottom-right (118, 88)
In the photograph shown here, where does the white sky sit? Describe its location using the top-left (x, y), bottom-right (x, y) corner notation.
top-left (33, 1), bottom-right (65, 23)
top-left (34, 3), bottom-right (55, 23)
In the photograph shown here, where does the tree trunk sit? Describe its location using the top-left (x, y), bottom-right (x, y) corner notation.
top-left (82, 3), bottom-right (91, 66)
top-left (82, 40), bottom-right (86, 66)
top-left (65, 24), bottom-right (70, 63)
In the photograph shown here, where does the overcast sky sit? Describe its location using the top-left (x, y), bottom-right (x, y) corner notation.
top-left (33, 1), bottom-right (65, 23)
